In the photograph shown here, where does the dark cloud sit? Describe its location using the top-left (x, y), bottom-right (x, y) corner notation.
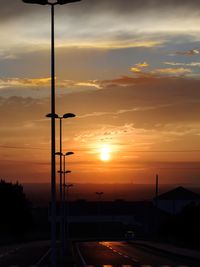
top-left (1, 75), bottom-right (200, 128)
top-left (0, 0), bottom-right (34, 21)
top-left (58, 0), bottom-right (200, 17)
top-left (1, 0), bottom-right (200, 22)
top-left (175, 48), bottom-right (200, 56)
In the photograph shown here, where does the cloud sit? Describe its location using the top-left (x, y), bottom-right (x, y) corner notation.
top-left (154, 67), bottom-right (192, 75)
top-left (0, 77), bottom-right (101, 98)
top-left (164, 61), bottom-right (200, 67)
top-left (1, 1), bottom-right (199, 22)
top-left (2, 0), bottom-right (200, 55)
top-left (130, 61), bottom-right (149, 73)
top-left (60, 41), bottom-right (163, 50)
top-left (1, 74), bottom-right (200, 182)
top-left (173, 48), bottom-right (200, 56)
top-left (0, 77), bottom-right (52, 89)
top-left (130, 67), bottom-right (142, 73)
top-left (75, 81), bottom-right (102, 89)
top-left (136, 62), bottom-right (149, 68)
top-left (79, 104), bottom-right (174, 119)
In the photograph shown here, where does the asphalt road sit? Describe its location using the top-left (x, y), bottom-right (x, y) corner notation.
top-left (77, 241), bottom-right (200, 267)
top-left (0, 240), bottom-right (50, 267)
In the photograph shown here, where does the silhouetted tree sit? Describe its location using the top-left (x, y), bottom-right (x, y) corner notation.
top-left (0, 180), bottom-right (32, 238)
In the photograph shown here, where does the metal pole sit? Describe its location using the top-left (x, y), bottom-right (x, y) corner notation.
top-left (63, 155), bottom-right (66, 253)
top-left (50, 4), bottom-right (56, 267)
top-left (59, 118), bottom-right (64, 260)
top-left (59, 118), bottom-right (63, 204)
top-left (66, 185), bottom-right (70, 247)
top-left (155, 174), bottom-right (159, 208)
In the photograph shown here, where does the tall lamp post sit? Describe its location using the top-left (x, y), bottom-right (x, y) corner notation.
top-left (56, 151), bottom-right (74, 257)
top-left (22, 1), bottom-right (81, 267)
top-left (56, 169), bottom-right (72, 255)
top-left (63, 152), bottom-right (74, 252)
top-left (50, 113), bottom-right (75, 260)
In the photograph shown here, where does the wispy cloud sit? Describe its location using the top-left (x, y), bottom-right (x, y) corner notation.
top-left (172, 48), bottom-right (200, 56)
top-left (164, 61), bottom-right (200, 67)
top-left (136, 62), bottom-right (149, 68)
top-left (75, 81), bottom-right (102, 89)
top-left (0, 77), bottom-right (101, 90)
top-left (130, 67), bottom-right (142, 73)
top-left (154, 67), bottom-right (192, 75)
top-left (130, 61), bottom-right (149, 73)
top-left (79, 104), bottom-right (173, 119)
top-left (0, 77), bottom-right (51, 89)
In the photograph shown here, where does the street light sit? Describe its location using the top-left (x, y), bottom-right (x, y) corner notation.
top-left (23, 0), bottom-right (48, 4)
top-left (22, 1), bottom-right (81, 267)
top-left (56, 151), bottom-right (73, 256)
top-left (22, 0), bottom-right (81, 5)
top-left (53, 113), bottom-right (75, 260)
top-left (50, 113), bottom-right (75, 208)
top-left (62, 152), bottom-right (73, 252)
top-left (58, 0), bottom-right (81, 4)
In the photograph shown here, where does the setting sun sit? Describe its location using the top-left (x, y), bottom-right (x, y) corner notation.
top-left (100, 146), bottom-right (111, 161)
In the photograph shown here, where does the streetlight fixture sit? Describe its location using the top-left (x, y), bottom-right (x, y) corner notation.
top-left (23, 0), bottom-right (48, 4)
top-left (22, 1), bottom-right (81, 267)
top-left (53, 113), bottom-right (75, 260)
top-left (56, 151), bottom-right (73, 257)
top-left (62, 152), bottom-right (73, 252)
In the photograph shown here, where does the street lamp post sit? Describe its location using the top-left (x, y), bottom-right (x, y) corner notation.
top-left (50, 113), bottom-right (75, 260)
top-left (22, 1), bottom-right (81, 267)
top-left (63, 152), bottom-right (74, 252)
top-left (56, 152), bottom-right (73, 257)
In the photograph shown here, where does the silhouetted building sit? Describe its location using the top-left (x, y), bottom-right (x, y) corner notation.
top-left (153, 186), bottom-right (200, 214)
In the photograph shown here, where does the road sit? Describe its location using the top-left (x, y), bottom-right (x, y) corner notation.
top-left (77, 241), bottom-right (199, 267)
top-left (0, 240), bottom-right (50, 267)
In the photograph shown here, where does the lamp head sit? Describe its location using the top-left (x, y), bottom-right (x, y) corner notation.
top-left (63, 113), bottom-right (76, 119)
top-left (22, 0), bottom-right (48, 5)
top-left (58, 0), bottom-right (81, 5)
top-left (46, 113), bottom-right (59, 118)
top-left (65, 152), bottom-right (74, 156)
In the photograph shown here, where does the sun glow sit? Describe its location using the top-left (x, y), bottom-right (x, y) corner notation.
top-left (100, 146), bottom-right (111, 161)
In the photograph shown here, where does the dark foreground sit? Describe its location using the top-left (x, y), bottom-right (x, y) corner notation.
top-left (0, 240), bottom-right (199, 267)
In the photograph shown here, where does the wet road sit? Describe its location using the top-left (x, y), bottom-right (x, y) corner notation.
top-left (77, 241), bottom-right (199, 267)
top-left (0, 240), bottom-right (50, 267)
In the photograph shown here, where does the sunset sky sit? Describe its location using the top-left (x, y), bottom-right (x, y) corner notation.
top-left (1, 0), bottom-right (200, 185)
